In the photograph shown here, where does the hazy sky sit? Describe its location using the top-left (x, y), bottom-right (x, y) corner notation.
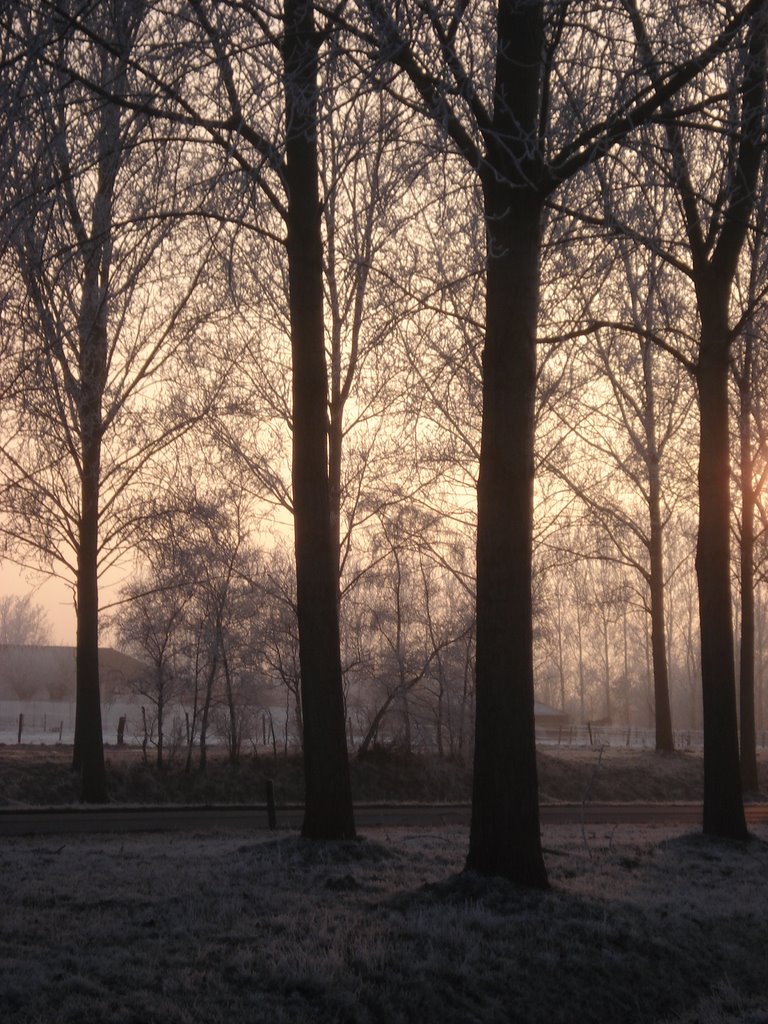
top-left (2, 560), bottom-right (76, 644)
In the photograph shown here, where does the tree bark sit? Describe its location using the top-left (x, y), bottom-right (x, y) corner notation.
top-left (198, 640), bottom-right (218, 771)
top-left (468, 175), bottom-right (546, 885)
top-left (648, 457), bottom-right (674, 752)
top-left (74, 435), bottom-right (107, 803)
top-left (738, 357), bottom-right (759, 791)
top-left (466, 0), bottom-right (547, 886)
top-left (157, 679), bottom-right (165, 771)
top-left (283, 0), bottom-right (355, 840)
top-left (69, 22), bottom-right (134, 803)
top-left (696, 294), bottom-right (747, 838)
top-left (644, 343), bottom-right (674, 751)
top-left (71, 120), bottom-right (116, 803)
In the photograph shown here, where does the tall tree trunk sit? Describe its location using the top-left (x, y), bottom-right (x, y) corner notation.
top-left (157, 679), bottom-right (165, 771)
top-left (576, 595), bottom-right (586, 724)
top-left (71, 181), bottom-right (112, 804)
top-left (69, 36), bottom-right (132, 802)
top-left (467, 0), bottom-right (547, 889)
top-left (328, 405), bottom-right (344, 590)
top-left (645, 343), bottom-right (674, 751)
top-left (467, 0), bottom-right (547, 882)
top-left (221, 645), bottom-right (240, 764)
top-left (738, 359), bottom-right (759, 791)
top-left (696, 299), bottom-right (747, 838)
top-left (468, 174), bottom-right (546, 885)
top-left (648, 462), bottom-right (674, 751)
top-left (602, 616), bottom-right (612, 721)
top-left (198, 639), bottom-right (218, 771)
top-left (283, 0), bottom-right (355, 840)
top-left (74, 435), bottom-right (107, 803)
top-left (556, 590), bottom-right (567, 713)
top-left (757, 596), bottom-right (765, 740)
top-left (623, 0), bottom-right (765, 835)
top-left (623, 603), bottom-right (630, 726)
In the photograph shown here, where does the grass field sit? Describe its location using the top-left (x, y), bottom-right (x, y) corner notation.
top-left (2, 746), bottom-right (767, 1023)
top-left (3, 743), bottom-right (766, 807)
top-left (2, 822), bottom-right (768, 1023)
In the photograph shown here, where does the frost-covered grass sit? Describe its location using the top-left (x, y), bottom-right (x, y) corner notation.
top-left (2, 823), bottom-right (768, 1024)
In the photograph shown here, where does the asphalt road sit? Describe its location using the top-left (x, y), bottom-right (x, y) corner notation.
top-left (2, 801), bottom-right (768, 836)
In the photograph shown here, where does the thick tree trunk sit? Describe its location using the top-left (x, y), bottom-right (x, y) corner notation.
top-left (70, 45), bottom-right (128, 803)
top-left (72, 223), bottom-right (110, 804)
top-left (466, 0), bottom-right (547, 889)
top-left (73, 438), bottom-right (107, 803)
top-left (738, 371), bottom-right (759, 791)
top-left (696, 305), bottom-right (747, 838)
top-left (467, 194), bottom-right (547, 884)
top-left (283, 0), bottom-right (355, 840)
top-left (328, 404), bottom-right (343, 587)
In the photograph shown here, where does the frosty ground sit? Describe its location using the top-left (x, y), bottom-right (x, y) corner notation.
top-left (2, 821), bottom-right (768, 1024)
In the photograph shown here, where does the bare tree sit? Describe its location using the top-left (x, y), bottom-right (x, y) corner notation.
top-left (732, 239), bottom-right (768, 791)
top-left (0, 594), bottom-right (51, 646)
top-left (115, 571), bottom-right (190, 770)
top-left (618, 0), bottom-right (767, 838)
top-left (551, 237), bottom-right (696, 750)
top-left (0, 1), bottom-right (218, 800)
top-left (359, 0), bottom-right (755, 883)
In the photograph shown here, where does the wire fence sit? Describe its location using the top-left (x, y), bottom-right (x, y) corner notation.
top-left (3, 700), bottom-right (768, 753)
top-left (537, 723), bottom-right (768, 750)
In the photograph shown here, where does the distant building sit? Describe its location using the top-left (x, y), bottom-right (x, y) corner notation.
top-left (0, 644), bottom-right (146, 701)
top-left (534, 701), bottom-right (570, 731)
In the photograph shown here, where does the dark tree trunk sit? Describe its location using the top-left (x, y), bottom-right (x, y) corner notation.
top-left (221, 645), bottom-right (240, 764)
top-left (71, 208), bottom-right (111, 804)
top-left (696, 298), bottom-right (747, 838)
top-left (283, 0), bottom-right (355, 840)
top-left (738, 362), bottom-right (759, 791)
top-left (757, 599), bottom-right (766, 740)
top-left (73, 436), bottom-right (107, 803)
top-left (693, 2), bottom-right (765, 835)
top-left (644, 344), bottom-right (674, 752)
top-left (648, 462), bottom-right (674, 752)
top-left (468, 175), bottom-right (546, 885)
top-left (357, 699), bottom-right (392, 757)
top-left (328, 404), bottom-right (343, 587)
top-left (184, 636), bottom-right (202, 774)
top-left (69, 39), bottom-right (131, 803)
top-left (466, 0), bottom-right (547, 890)
top-left (157, 678), bottom-right (164, 770)
top-left (602, 618), bottom-right (612, 721)
top-left (198, 641), bottom-right (218, 771)
top-left (576, 596), bottom-right (586, 724)
top-left (466, 1), bottom-right (547, 886)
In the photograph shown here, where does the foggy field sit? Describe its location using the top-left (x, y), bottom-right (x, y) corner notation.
top-left (2, 823), bottom-right (768, 1024)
